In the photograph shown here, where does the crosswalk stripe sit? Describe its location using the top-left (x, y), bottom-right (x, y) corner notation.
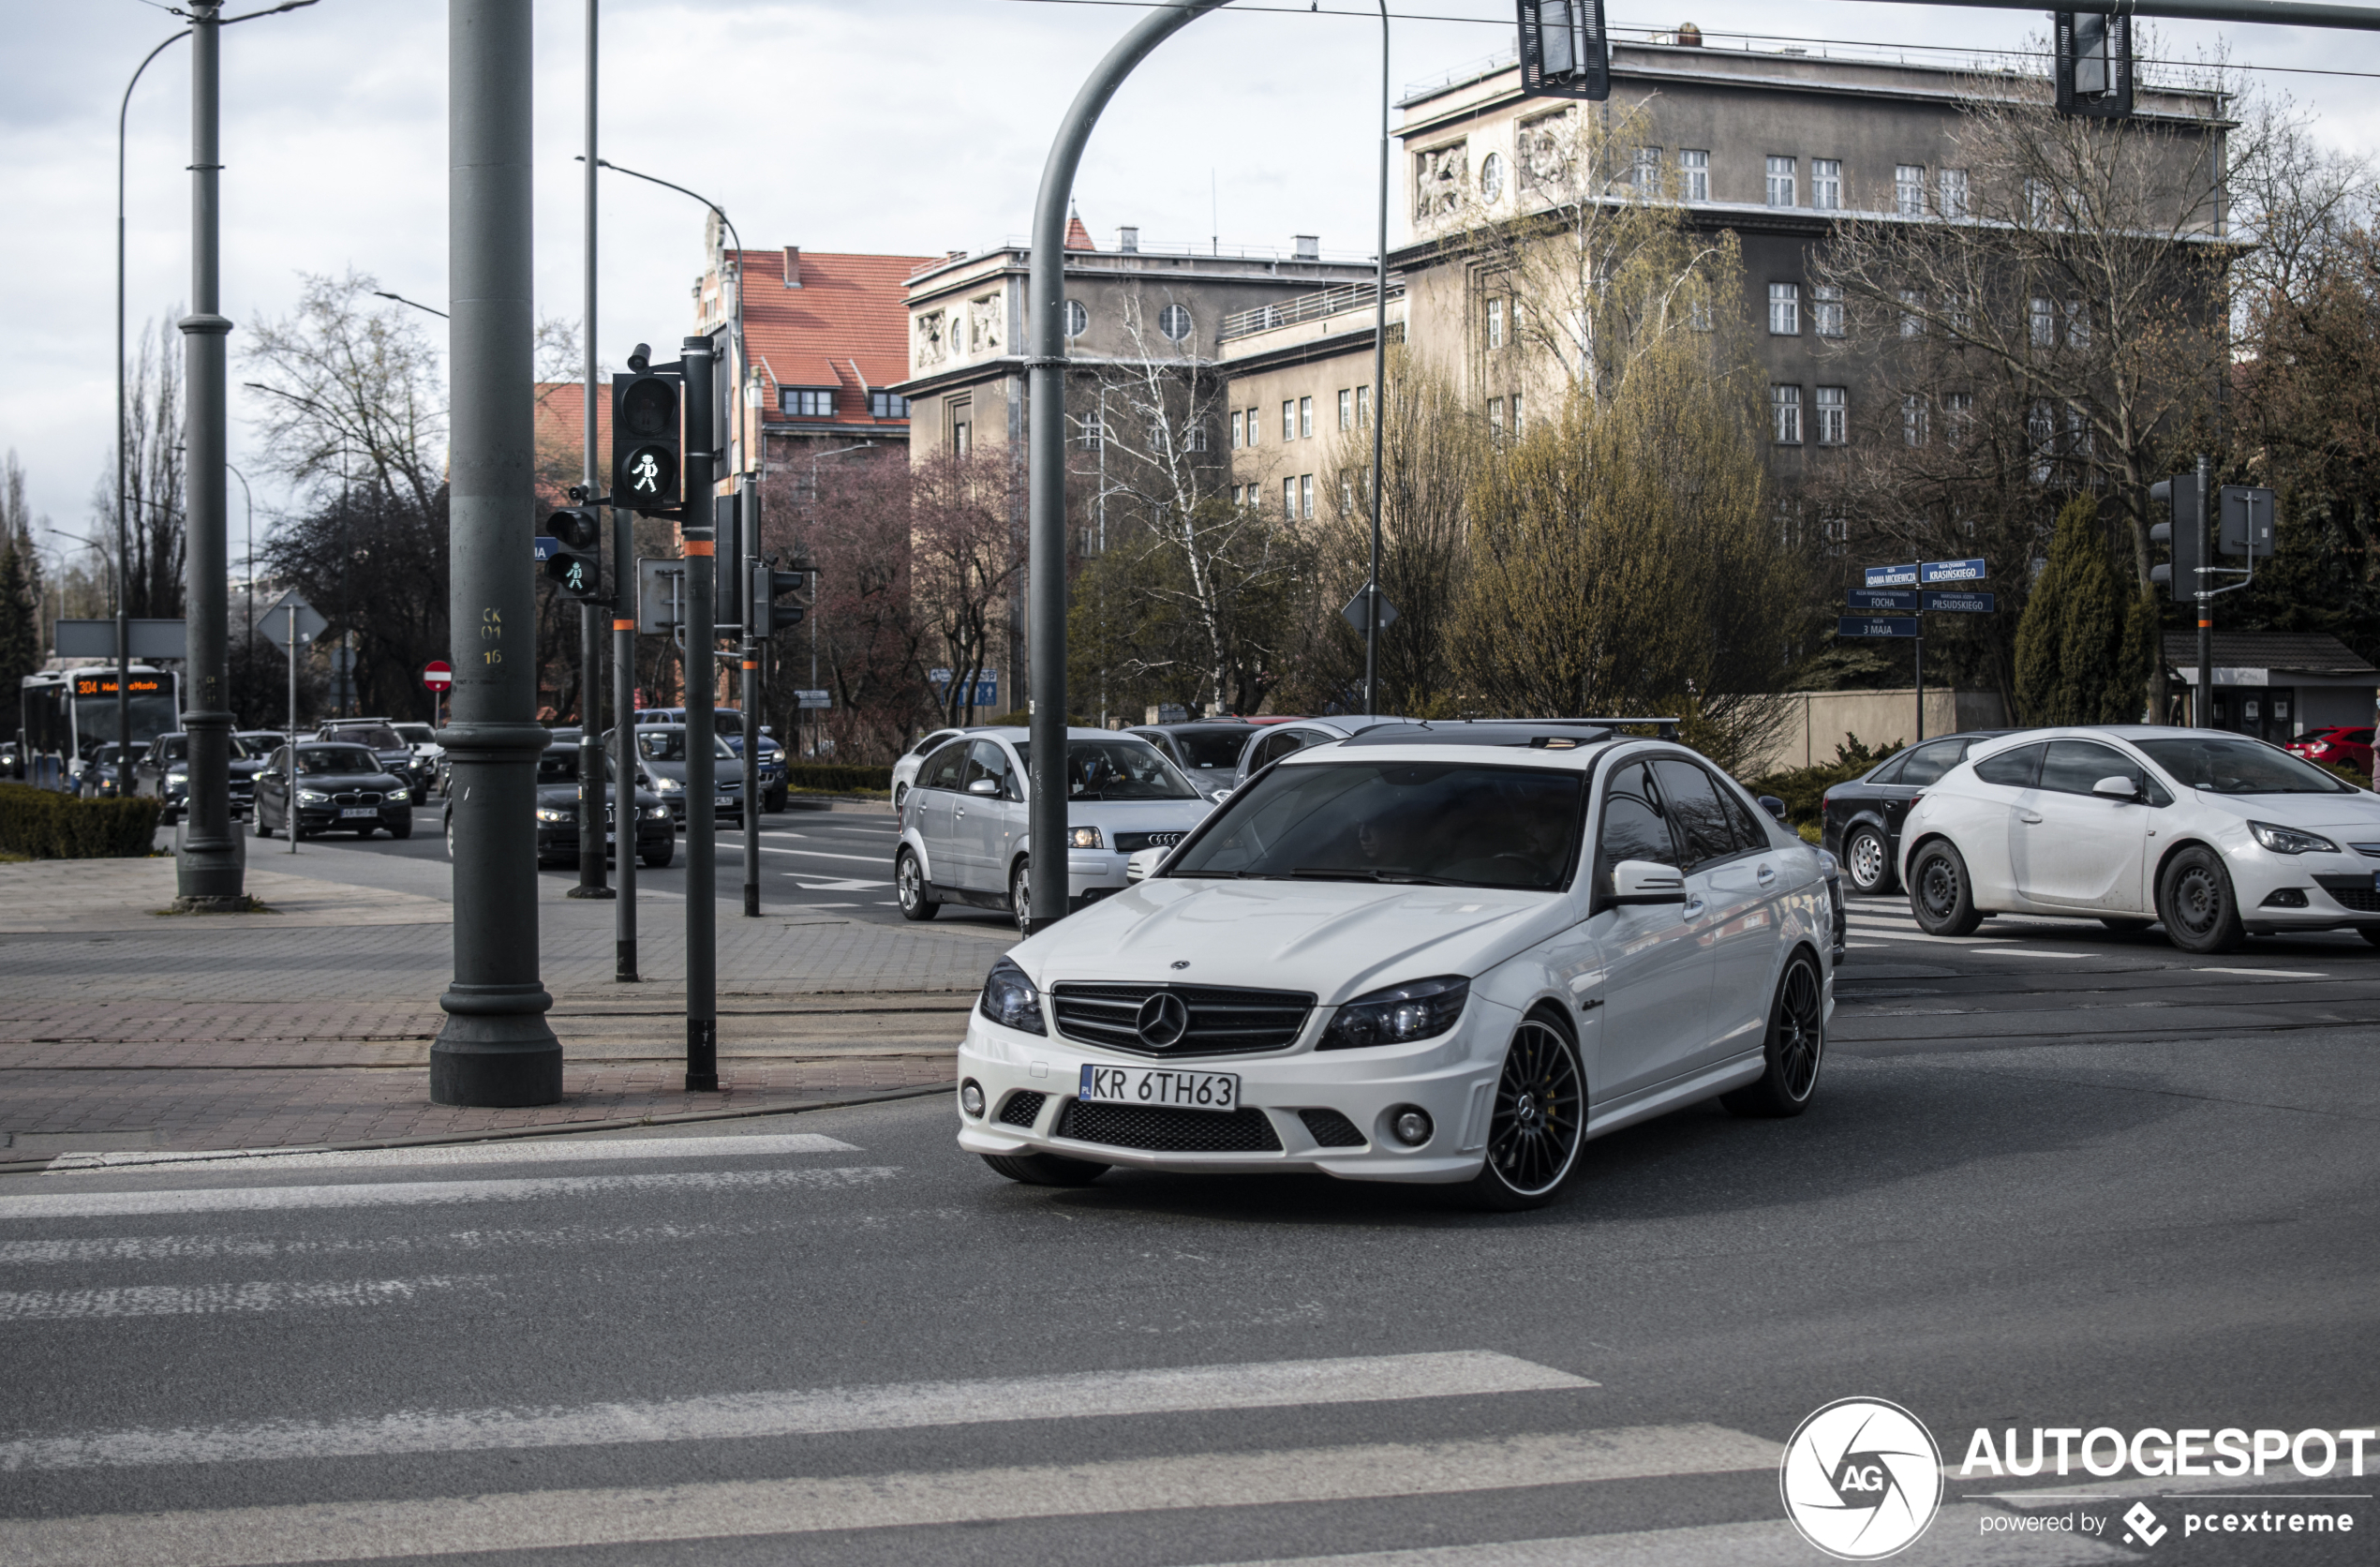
top-left (0, 1351), bottom-right (1590, 1473)
top-left (0, 1426), bottom-right (1782, 1567)
top-left (42, 1132), bottom-right (856, 1176)
top-left (0, 1165), bottom-right (898, 1223)
top-left (0, 1275), bottom-right (491, 1322)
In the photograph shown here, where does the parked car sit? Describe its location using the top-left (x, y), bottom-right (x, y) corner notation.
top-left (896, 728), bottom-right (1214, 928)
top-left (1819, 731), bottom-right (2011, 895)
top-left (2286, 725), bottom-right (2373, 777)
top-left (132, 731), bottom-right (267, 824)
top-left (75, 743), bottom-right (130, 799)
top-left (606, 724), bottom-right (742, 828)
top-left (317, 720), bottom-right (435, 805)
top-left (1226, 715), bottom-right (1414, 795)
top-left (441, 741), bottom-right (673, 870)
top-left (630, 708), bottom-right (788, 812)
top-left (236, 729), bottom-right (287, 756)
top-left (1126, 720), bottom-right (1257, 800)
top-left (956, 721), bottom-right (1837, 1209)
top-left (891, 727), bottom-right (974, 810)
top-left (251, 741), bottom-right (413, 841)
top-left (1901, 726), bottom-right (2380, 952)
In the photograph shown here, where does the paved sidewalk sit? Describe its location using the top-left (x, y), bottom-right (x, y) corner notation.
top-left (0, 853), bottom-right (1008, 1157)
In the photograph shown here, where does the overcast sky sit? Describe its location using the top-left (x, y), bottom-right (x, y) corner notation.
top-left (4, 0), bottom-right (2375, 563)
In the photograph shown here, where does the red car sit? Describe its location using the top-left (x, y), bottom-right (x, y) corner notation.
top-left (2286, 724), bottom-right (2373, 776)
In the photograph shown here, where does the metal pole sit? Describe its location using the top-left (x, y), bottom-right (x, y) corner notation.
top-left (118, 28), bottom-right (186, 777)
top-left (681, 334), bottom-right (719, 1091)
top-left (740, 483), bottom-right (760, 918)
top-left (1913, 626), bottom-right (1925, 743)
top-left (285, 602), bottom-right (297, 855)
top-left (431, 0), bottom-right (561, 1108)
top-left (1363, 0), bottom-right (1389, 718)
top-left (176, 0), bottom-right (241, 911)
top-left (2194, 452), bottom-right (2213, 728)
top-left (571, 0), bottom-right (610, 905)
top-left (1827, 0), bottom-right (2380, 26)
top-left (1026, 0), bottom-right (1234, 933)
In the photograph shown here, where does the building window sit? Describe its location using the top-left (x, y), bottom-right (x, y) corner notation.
top-left (1768, 282), bottom-right (1800, 336)
top-left (1765, 156), bottom-right (1796, 208)
top-left (1245, 406), bottom-right (1259, 445)
top-left (1299, 395), bottom-right (1314, 439)
top-left (1772, 385), bottom-right (1803, 444)
top-left (1229, 410), bottom-right (1243, 450)
top-left (2026, 177), bottom-right (2053, 227)
top-left (1813, 285), bottom-right (1845, 338)
top-left (1510, 393), bottom-right (1523, 433)
top-left (1301, 474), bottom-right (1315, 519)
top-left (1944, 392), bottom-right (1974, 448)
top-left (781, 387), bottom-right (836, 417)
top-left (1488, 397), bottom-right (1506, 440)
top-left (870, 392), bottom-right (909, 419)
top-left (1899, 290), bottom-right (1926, 337)
top-left (1063, 298), bottom-right (1089, 338)
top-left (952, 418), bottom-right (971, 455)
top-left (1816, 386), bottom-right (1847, 445)
top-left (1903, 395), bottom-right (1928, 447)
top-left (2028, 400), bottom-right (2056, 482)
top-left (1938, 168), bottom-right (1969, 218)
top-left (1480, 151), bottom-right (1507, 202)
top-left (1811, 158), bottom-right (1841, 211)
top-left (1895, 164), bottom-right (1926, 216)
top-left (2065, 298), bottom-right (2091, 349)
top-left (1158, 304), bottom-right (1194, 342)
top-left (1356, 385), bottom-right (1372, 426)
top-left (1284, 478), bottom-right (1298, 515)
top-left (1338, 389), bottom-right (1353, 431)
top-left (2030, 296), bottom-right (2056, 348)
top-left (1341, 475), bottom-right (1356, 513)
top-left (1634, 146), bottom-right (1662, 193)
top-left (1486, 297), bottom-right (1506, 349)
top-left (1186, 421), bottom-right (1209, 452)
top-left (1681, 148), bottom-right (1709, 201)
top-left (1076, 413), bottom-right (1105, 450)
top-left (1282, 401), bottom-right (1296, 441)
top-left (2066, 405), bottom-right (2093, 460)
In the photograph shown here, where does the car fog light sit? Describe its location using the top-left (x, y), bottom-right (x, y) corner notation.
top-left (1390, 1107), bottom-right (1433, 1146)
top-left (959, 1080), bottom-right (986, 1118)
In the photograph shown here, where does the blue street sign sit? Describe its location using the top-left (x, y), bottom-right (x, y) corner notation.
top-left (1865, 562), bottom-right (1921, 588)
top-left (1848, 589), bottom-right (1919, 613)
top-left (1838, 616), bottom-right (1921, 639)
top-left (1920, 558), bottom-right (1988, 585)
top-left (1923, 590), bottom-right (1996, 614)
top-left (534, 535), bottom-right (558, 561)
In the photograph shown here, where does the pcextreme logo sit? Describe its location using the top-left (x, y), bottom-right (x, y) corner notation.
top-left (1779, 1397), bottom-right (1945, 1560)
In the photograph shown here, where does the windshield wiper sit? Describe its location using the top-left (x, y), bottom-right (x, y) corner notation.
top-left (1287, 867), bottom-right (1456, 886)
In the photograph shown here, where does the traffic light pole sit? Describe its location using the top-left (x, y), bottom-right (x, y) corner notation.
top-left (432, 0), bottom-right (561, 1108)
top-left (740, 485), bottom-right (761, 919)
top-left (2195, 452), bottom-right (2213, 728)
top-left (571, 0), bottom-right (609, 907)
top-left (681, 335), bottom-right (719, 1093)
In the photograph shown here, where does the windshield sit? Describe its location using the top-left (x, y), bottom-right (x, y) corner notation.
top-left (392, 724), bottom-right (435, 745)
top-left (330, 725), bottom-right (406, 750)
top-left (1027, 739), bottom-right (1201, 800)
top-left (2135, 736), bottom-right (2354, 796)
top-left (1167, 760), bottom-right (1584, 889)
top-left (636, 730), bottom-right (734, 763)
top-left (1170, 731), bottom-right (1251, 769)
top-left (297, 746), bottom-right (380, 775)
top-left (536, 748), bottom-right (616, 784)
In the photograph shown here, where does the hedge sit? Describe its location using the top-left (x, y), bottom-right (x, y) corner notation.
top-left (781, 763), bottom-right (893, 795)
top-left (0, 784), bottom-right (164, 858)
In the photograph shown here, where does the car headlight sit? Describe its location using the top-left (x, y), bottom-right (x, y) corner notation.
top-left (652, 775), bottom-right (681, 793)
top-left (1318, 976), bottom-right (1470, 1051)
top-left (297, 789), bottom-right (330, 805)
top-left (166, 769), bottom-right (187, 784)
top-left (978, 957), bottom-right (1048, 1036)
top-left (642, 805), bottom-right (670, 819)
top-left (1067, 826), bottom-right (1105, 850)
top-left (535, 807), bottom-right (572, 823)
top-left (2249, 821), bottom-right (2339, 856)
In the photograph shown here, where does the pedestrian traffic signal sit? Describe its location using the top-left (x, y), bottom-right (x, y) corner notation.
top-left (612, 358), bottom-right (682, 514)
top-left (543, 507), bottom-right (602, 599)
top-left (1517, 0), bottom-right (1609, 102)
top-left (751, 561), bottom-right (808, 634)
top-left (2149, 473), bottom-right (2202, 602)
top-left (2055, 10), bottom-right (2133, 119)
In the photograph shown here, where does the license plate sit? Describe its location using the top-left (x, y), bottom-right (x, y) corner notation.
top-left (339, 807), bottom-right (378, 818)
top-left (1078, 1064), bottom-right (1240, 1112)
top-left (716, 796), bottom-right (735, 808)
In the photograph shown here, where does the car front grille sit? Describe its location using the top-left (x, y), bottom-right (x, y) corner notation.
top-left (1053, 1099), bottom-right (1283, 1153)
top-left (329, 791), bottom-right (382, 807)
top-left (996, 1090), bottom-right (1047, 1128)
top-left (1113, 830), bottom-right (1188, 854)
top-left (2313, 874), bottom-right (2380, 914)
top-left (1298, 1108), bottom-right (1367, 1148)
top-left (1049, 983), bottom-right (1315, 1057)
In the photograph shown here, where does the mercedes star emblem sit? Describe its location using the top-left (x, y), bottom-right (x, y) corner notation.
top-left (1136, 991), bottom-right (1190, 1049)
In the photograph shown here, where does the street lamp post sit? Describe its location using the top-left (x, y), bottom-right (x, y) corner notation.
top-left (1362, 1), bottom-right (1390, 719)
top-left (567, 0), bottom-right (612, 906)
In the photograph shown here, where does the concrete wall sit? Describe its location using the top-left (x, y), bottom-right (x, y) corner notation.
top-left (1749, 686), bottom-right (2010, 775)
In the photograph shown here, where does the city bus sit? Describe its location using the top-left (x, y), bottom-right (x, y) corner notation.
top-left (18, 666), bottom-right (183, 780)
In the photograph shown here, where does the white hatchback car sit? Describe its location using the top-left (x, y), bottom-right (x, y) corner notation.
top-left (955, 724), bottom-right (1840, 1210)
top-left (897, 728), bottom-right (1214, 927)
top-left (1899, 725), bottom-right (2380, 952)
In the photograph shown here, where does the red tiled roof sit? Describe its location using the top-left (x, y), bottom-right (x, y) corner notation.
top-left (732, 248), bottom-right (937, 429)
top-left (1064, 210), bottom-right (1095, 250)
top-left (530, 382), bottom-right (610, 504)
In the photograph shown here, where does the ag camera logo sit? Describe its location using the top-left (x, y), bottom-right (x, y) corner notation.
top-left (1780, 1397), bottom-right (1944, 1560)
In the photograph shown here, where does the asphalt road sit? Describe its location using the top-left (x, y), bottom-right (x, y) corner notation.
top-left (3, 908), bottom-right (2373, 1565)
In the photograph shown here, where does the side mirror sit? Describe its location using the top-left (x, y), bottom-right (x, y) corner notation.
top-left (2092, 775), bottom-right (2139, 800)
top-left (1759, 795), bottom-right (1789, 823)
top-left (1609, 858), bottom-right (1688, 905)
top-left (967, 777), bottom-right (1002, 797)
top-left (1125, 846), bottom-right (1168, 883)
top-left (1211, 787), bottom-right (1233, 804)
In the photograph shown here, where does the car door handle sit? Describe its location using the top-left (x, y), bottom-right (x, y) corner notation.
top-left (2019, 813), bottom-right (2044, 824)
top-left (1756, 864), bottom-right (1777, 885)
top-left (1681, 897), bottom-right (1706, 920)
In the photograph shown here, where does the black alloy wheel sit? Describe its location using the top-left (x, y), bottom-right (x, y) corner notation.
top-left (896, 848), bottom-right (938, 921)
top-left (1844, 825), bottom-right (1894, 895)
top-left (1010, 858), bottom-right (1033, 933)
top-left (1723, 953), bottom-right (1825, 1118)
top-left (1467, 1016), bottom-right (1586, 1211)
top-left (1909, 840), bottom-right (1984, 937)
top-left (2157, 845), bottom-right (2245, 954)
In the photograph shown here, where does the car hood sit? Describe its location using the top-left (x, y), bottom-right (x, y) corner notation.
top-left (290, 771), bottom-right (406, 791)
top-left (2186, 789), bottom-right (2380, 833)
top-left (1038, 797), bottom-right (1212, 826)
top-left (1011, 877), bottom-right (1569, 1006)
top-left (537, 783), bottom-right (663, 810)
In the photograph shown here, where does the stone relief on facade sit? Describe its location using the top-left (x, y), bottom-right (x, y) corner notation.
top-left (915, 309), bottom-right (947, 370)
top-left (1414, 141), bottom-right (1467, 220)
top-left (967, 295), bottom-right (1003, 356)
top-left (1518, 112), bottom-right (1572, 194)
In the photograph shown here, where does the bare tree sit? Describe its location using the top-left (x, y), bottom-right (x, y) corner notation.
top-left (86, 317), bottom-right (186, 619)
top-left (911, 449), bottom-right (1024, 727)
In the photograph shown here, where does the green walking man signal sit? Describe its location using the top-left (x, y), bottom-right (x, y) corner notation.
top-left (544, 507), bottom-right (602, 600)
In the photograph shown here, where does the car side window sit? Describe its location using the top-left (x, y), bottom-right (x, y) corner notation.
top-left (1652, 759), bottom-right (1740, 868)
top-left (1597, 763), bottom-right (1681, 879)
top-left (922, 742), bottom-right (969, 792)
top-left (2041, 739), bottom-right (2172, 805)
top-left (1254, 728), bottom-right (1308, 772)
top-left (1867, 754), bottom-right (1911, 785)
top-left (1972, 742), bottom-right (2045, 788)
top-left (1718, 776), bottom-right (1769, 850)
top-left (962, 739), bottom-right (1017, 800)
top-left (1896, 739), bottom-right (1966, 787)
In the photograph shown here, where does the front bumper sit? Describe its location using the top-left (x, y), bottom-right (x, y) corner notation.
top-left (295, 803), bottom-right (410, 831)
top-left (954, 997), bottom-right (1512, 1184)
top-left (2237, 849), bottom-right (2380, 932)
top-left (538, 817), bottom-right (673, 859)
top-left (658, 791), bottom-right (743, 827)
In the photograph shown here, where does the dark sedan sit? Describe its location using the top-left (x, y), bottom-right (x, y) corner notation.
top-left (1125, 720), bottom-right (1257, 800)
top-left (134, 732), bottom-right (265, 824)
top-left (76, 744), bottom-right (130, 799)
top-left (439, 743), bottom-right (675, 870)
top-left (251, 742), bottom-right (414, 841)
top-left (610, 724), bottom-right (742, 828)
top-left (318, 721), bottom-right (435, 805)
top-left (1820, 730), bottom-right (2010, 895)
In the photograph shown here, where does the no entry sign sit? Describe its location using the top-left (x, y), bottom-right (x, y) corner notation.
top-left (422, 660), bottom-right (454, 693)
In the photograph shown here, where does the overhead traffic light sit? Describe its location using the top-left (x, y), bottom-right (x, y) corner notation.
top-left (751, 560), bottom-right (809, 634)
top-left (1517, 0), bottom-right (1609, 102)
top-left (612, 349), bottom-right (682, 514)
top-left (544, 506), bottom-right (602, 600)
top-left (2055, 11), bottom-right (2134, 119)
top-left (2149, 473), bottom-right (2202, 603)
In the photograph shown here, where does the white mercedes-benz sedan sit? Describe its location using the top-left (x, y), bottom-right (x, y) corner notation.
top-left (954, 724), bottom-right (1841, 1210)
top-left (1899, 725), bottom-right (2380, 953)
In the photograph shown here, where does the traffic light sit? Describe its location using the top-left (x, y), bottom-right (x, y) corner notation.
top-left (751, 560), bottom-right (808, 634)
top-left (2055, 11), bottom-right (2133, 119)
top-left (2149, 473), bottom-right (2202, 603)
top-left (612, 351), bottom-right (682, 513)
top-left (544, 506), bottom-right (602, 600)
top-left (1517, 0), bottom-right (1609, 102)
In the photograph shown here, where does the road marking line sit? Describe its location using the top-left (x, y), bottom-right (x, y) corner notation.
top-left (43, 1132), bottom-right (856, 1176)
top-left (0, 1166), bottom-right (899, 1223)
top-left (1968, 948), bottom-right (2090, 959)
top-left (0, 1351), bottom-right (1592, 1473)
top-left (757, 846), bottom-right (889, 864)
top-left (785, 876), bottom-right (890, 890)
top-left (0, 1425), bottom-right (1777, 1566)
top-left (0, 1275), bottom-right (490, 1322)
top-left (2194, 967), bottom-right (2329, 979)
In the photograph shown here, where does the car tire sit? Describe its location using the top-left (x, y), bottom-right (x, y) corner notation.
top-left (642, 839), bottom-right (674, 869)
top-left (1465, 1013), bottom-right (1586, 1212)
top-left (2099, 917), bottom-right (2153, 933)
top-left (1843, 825), bottom-right (1895, 895)
top-left (981, 1152), bottom-right (1108, 1186)
top-left (1721, 953), bottom-right (1825, 1118)
top-left (254, 808), bottom-right (272, 839)
top-left (388, 814), bottom-right (412, 841)
top-left (896, 848), bottom-right (938, 921)
top-left (1010, 858), bottom-right (1034, 932)
top-left (1908, 840), bottom-right (1985, 937)
top-left (2157, 845), bottom-right (2246, 954)
top-left (765, 788), bottom-right (786, 813)
top-left (892, 783), bottom-right (908, 810)
top-left (2361, 927), bottom-right (2380, 949)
